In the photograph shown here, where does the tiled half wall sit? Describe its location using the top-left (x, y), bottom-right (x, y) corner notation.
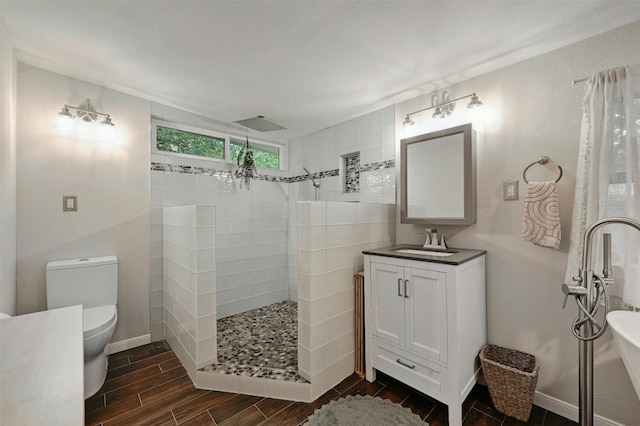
top-left (161, 201), bottom-right (395, 398)
top-left (297, 201), bottom-right (395, 399)
top-left (163, 205), bottom-right (217, 380)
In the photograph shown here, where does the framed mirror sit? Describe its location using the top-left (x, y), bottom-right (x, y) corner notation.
top-left (400, 123), bottom-right (476, 225)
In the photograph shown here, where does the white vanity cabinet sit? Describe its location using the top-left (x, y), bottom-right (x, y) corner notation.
top-left (370, 263), bottom-right (448, 362)
top-left (363, 248), bottom-right (486, 426)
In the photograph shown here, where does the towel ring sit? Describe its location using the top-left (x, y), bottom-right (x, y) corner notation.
top-left (523, 156), bottom-right (563, 184)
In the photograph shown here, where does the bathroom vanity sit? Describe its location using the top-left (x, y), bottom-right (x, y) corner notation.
top-left (363, 246), bottom-right (486, 426)
top-left (0, 306), bottom-right (84, 425)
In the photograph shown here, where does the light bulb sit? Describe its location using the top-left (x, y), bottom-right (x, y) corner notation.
top-left (99, 122), bottom-right (118, 141)
top-left (432, 106), bottom-right (445, 119)
top-left (467, 94), bottom-right (483, 109)
top-left (52, 113), bottom-right (74, 134)
top-left (75, 119), bottom-right (97, 139)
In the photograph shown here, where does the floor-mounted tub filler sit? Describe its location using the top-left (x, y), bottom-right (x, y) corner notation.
top-left (562, 217), bottom-right (640, 426)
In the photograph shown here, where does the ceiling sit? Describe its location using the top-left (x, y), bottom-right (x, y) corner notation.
top-left (3, 1), bottom-right (640, 140)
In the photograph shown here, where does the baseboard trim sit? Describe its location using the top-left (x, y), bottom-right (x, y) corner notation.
top-left (106, 334), bottom-right (151, 355)
top-left (533, 391), bottom-right (625, 426)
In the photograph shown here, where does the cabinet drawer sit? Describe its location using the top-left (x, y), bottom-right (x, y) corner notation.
top-left (372, 338), bottom-right (447, 395)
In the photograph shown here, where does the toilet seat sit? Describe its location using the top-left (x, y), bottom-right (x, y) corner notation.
top-left (83, 305), bottom-right (117, 338)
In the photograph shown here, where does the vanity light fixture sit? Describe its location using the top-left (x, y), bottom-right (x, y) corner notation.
top-left (431, 92), bottom-right (454, 119)
top-left (403, 91), bottom-right (483, 126)
top-left (53, 98), bottom-right (116, 137)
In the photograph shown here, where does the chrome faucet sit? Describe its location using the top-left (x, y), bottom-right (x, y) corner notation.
top-left (422, 228), bottom-right (434, 246)
top-left (422, 229), bottom-right (451, 249)
top-left (440, 234), bottom-right (451, 249)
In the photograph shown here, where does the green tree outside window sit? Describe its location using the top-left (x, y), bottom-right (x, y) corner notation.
top-left (156, 125), bottom-right (280, 170)
top-left (156, 126), bottom-right (225, 159)
top-left (231, 138), bottom-right (279, 170)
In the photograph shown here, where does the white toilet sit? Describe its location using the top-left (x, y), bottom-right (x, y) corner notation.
top-left (46, 256), bottom-right (118, 399)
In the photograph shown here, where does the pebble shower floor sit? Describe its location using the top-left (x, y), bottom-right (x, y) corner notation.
top-left (201, 300), bottom-right (308, 383)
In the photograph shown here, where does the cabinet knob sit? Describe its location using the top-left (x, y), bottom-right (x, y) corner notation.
top-left (404, 280), bottom-right (409, 298)
top-left (397, 278), bottom-right (403, 297)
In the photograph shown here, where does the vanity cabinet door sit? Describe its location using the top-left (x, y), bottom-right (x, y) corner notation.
top-left (405, 267), bottom-right (448, 362)
top-left (370, 262), bottom-right (405, 346)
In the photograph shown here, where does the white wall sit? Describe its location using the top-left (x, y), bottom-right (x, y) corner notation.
top-left (16, 65), bottom-right (151, 343)
top-left (396, 21), bottom-right (640, 424)
top-left (0, 14), bottom-right (17, 316)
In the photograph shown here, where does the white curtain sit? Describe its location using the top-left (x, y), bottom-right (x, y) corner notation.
top-left (565, 65), bottom-right (640, 307)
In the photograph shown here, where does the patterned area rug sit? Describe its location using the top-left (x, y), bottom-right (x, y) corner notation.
top-left (306, 395), bottom-right (426, 425)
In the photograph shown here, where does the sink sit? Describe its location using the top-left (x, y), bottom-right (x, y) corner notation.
top-left (607, 310), bottom-right (640, 400)
top-left (394, 249), bottom-right (455, 257)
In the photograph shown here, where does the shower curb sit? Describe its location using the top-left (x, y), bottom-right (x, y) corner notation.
top-left (195, 370), bottom-right (313, 402)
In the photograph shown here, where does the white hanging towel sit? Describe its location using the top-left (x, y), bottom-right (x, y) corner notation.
top-left (522, 181), bottom-right (561, 249)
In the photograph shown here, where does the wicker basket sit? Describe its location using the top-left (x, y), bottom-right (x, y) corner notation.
top-left (479, 344), bottom-right (540, 422)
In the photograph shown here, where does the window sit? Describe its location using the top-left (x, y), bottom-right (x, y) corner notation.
top-left (152, 120), bottom-right (283, 170)
top-left (230, 138), bottom-right (280, 170)
top-left (155, 125), bottom-right (225, 160)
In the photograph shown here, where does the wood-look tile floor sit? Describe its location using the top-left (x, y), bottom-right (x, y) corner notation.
top-left (86, 341), bottom-right (578, 426)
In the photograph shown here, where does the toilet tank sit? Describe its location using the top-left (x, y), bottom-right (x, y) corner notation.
top-left (46, 256), bottom-right (118, 310)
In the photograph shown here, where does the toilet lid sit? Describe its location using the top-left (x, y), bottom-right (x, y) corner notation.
top-left (83, 305), bottom-right (117, 338)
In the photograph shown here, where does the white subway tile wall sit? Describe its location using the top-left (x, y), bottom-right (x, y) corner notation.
top-left (286, 105), bottom-right (396, 298)
top-left (163, 205), bottom-right (217, 373)
top-left (155, 177), bottom-right (290, 323)
top-left (150, 206), bottom-right (164, 341)
top-left (151, 103), bottom-right (290, 325)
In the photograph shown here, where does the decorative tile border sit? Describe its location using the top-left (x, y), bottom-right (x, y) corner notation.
top-left (151, 162), bottom-right (232, 177)
top-left (150, 160), bottom-right (393, 184)
top-left (360, 159), bottom-right (395, 173)
top-left (288, 169), bottom-right (340, 183)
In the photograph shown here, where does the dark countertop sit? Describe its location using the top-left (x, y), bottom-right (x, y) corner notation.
top-left (362, 245), bottom-right (486, 265)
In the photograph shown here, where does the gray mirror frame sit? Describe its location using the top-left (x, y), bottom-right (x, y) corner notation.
top-left (400, 123), bottom-right (476, 225)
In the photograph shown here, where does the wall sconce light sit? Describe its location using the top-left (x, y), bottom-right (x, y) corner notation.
top-left (53, 98), bottom-right (116, 139)
top-left (403, 91), bottom-right (483, 126)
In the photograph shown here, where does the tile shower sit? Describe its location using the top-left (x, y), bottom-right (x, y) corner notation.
top-left (158, 200), bottom-right (395, 400)
top-left (150, 102), bottom-right (396, 400)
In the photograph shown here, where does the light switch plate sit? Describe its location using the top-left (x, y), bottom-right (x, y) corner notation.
top-left (503, 181), bottom-right (519, 201)
top-left (63, 195), bottom-right (77, 212)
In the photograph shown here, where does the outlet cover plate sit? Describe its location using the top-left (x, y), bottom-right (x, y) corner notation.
top-left (503, 181), bottom-right (519, 201)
